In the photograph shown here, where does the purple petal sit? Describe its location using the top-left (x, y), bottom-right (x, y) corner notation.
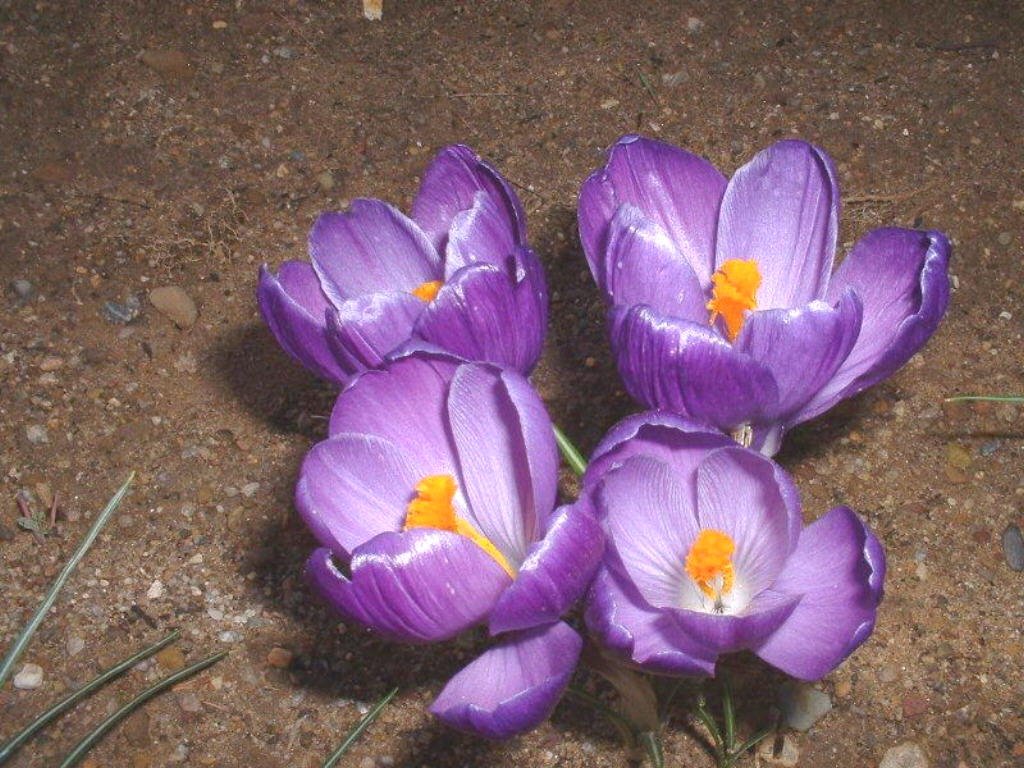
top-left (609, 304), bottom-right (780, 432)
top-left (799, 228), bottom-right (951, 422)
top-left (431, 622), bottom-right (580, 739)
top-left (328, 352), bottom-right (461, 476)
top-left (257, 263), bottom-right (348, 384)
top-left (596, 456), bottom-right (700, 608)
top-left (585, 411), bottom-right (735, 499)
top-left (716, 140), bottom-right (839, 309)
top-left (754, 506), bottom-right (885, 680)
top-left (444, 191), bottom-right (517, 277)
top-left (309, 200), bottom-right (441, 304)
top-left (295, 434), bottom-right (417, 557)
top-left (306, 530), bottom-right (510, 643)
top-left (736, 289), bottom-right (862, 421)
top-left (695, 447), bottom-right (801, 595)
top-left (669, 590), bottom-right (801, 654)
top-left (603, 205), bottom-right (708, 323)
top-left (447, 364), bottom-right (555, 566)
top-left (415, 249), bottom-right (547, 374)
top-left (325, 291), bottom-right (424, 376)
top-left (489, 502), bottom-right (605, 635)
top-left (584, 561), bottom-right (716, 677)
top-left (411, 144), bottom-right (526, 253)
top-left (579, 134), bottom-right (726, 288)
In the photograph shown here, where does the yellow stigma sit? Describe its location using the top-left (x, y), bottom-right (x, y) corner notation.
top-left (404, 474), bottom-right (514, 577)
top-left (706, 259), bottom-right (761, 342)
top-left (411, 280), bottom-right (443, 302)
top-left (684, 529), bottom-right (736, 600)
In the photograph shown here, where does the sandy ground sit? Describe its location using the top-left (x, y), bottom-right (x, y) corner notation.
top-left (1, 1), bottom-right (1023, 766)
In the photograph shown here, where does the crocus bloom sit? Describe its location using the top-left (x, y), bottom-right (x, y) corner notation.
top-left (258, 144), bottom-right (547, 385)
top-left (583, 412), bottom-right (885, 681)
top-left (298, 351), bottom-right (604, 738)
top-left (579, 135), bottom-right (951, 455)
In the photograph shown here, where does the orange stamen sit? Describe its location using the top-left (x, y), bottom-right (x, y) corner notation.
top-left (411, 280), bottom-right (443, 302)
top-left (405, 474), bottom-right (514, 577)
top-left (684, 529), bottom-right (736, 600)
top-left (706, 259), bottom-right (761, 341)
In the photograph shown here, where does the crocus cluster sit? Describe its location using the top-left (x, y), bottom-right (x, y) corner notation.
top-left (258, 138), bottom-right (949, 741)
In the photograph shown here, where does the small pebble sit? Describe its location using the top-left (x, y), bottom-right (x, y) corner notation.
top-left (150, 286), bottom-right (198, 329)
top-left (316, 170), bottom-right (335, 191)
top-left (141, 49), bottom-right (191, 78)
top-left (13, 663), bottom-right (44, 690)
top-left (997, 231), bottom-right (1012, 246)
top-left (147, 580), bottom-right (165, 600)
top-left (267, 646), bottom-right (293, 668)
top-left (39, 356), bottom-right (64, 371)
top-left (156, 646), bottom-right (186, 671)
top-left (686, 16), bottom-right (704, 33)
top-left (102, 295), bottom-right (141, 324)
top-left (178, 692), bottom-right (202, 713)
top-left (778, 681), bottom-right (832, 732)
top-left (66, 635), bottom-right (86, 656)
top-left (8, 278), bottom-right (34, 300)
top-left (1002, 524), bottom-right (1024, 571)
top-left (273, 46), bottom-right (296, 59)
top-left (879, 741), bottom-right (928, 768)
top-left (25, 425), bottom-right (49, 444)
top-left (757, 733), bottom-right (800, 766)
top-left (219, 630), bottom-right (242, 643)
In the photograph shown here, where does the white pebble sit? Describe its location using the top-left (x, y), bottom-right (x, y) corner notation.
top-left (13, 663), bottom-right (43, 690)
top-left (146, 579), bottom-right (165, 600)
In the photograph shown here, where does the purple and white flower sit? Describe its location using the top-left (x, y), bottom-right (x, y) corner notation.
top-left (579, 135), bottom-right (951, 455)
top-left (583, 412), bottom-right (885, 681)
top-left (259, 145), bottom-right (547, 385)
top-left (298, 351), bottom-right (604, 738)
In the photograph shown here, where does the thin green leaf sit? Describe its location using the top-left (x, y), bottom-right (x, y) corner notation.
top-left (322, 686), bottom-right (399, 768)
top-left (57, 649), bottom-right (226, 768)
top-left (553, 425), bottom-right (588, 476)
top-left (638, 730), bottom-right (664, 768)
top-left (944, 395), bottom-right (1024, 403)
top-left (0, 630), bottom-right (180, 765)
top-left (0, 473), bottom-right (135, 690)
top-left (730, 725), bottom-right (774, 763)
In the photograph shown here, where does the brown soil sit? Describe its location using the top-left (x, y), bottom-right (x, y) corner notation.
top-left (1, 2), bottom-right (1022, 767)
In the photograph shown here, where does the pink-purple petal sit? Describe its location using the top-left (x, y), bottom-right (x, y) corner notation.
top-left (603, 204), bottom-right (708, 323)
top-left (669, 590), bottom-right (801, 654)
top-left (579, 134), bottom-right (726, 288)
top-left (257, 263), bottom-right (348, 384)
top-left (596, 456), bottom-right (700, 608)
top-left (584, 561), bottom-right (717, 677)
top-left (295, 434), bottom-right (417, 557)
top-left (609, 304), bottom-right (780, 432)
top-left (799, 228), bottom-right (951, 423)
top-left (447, 363), bottom-right (541, 564)
top-left (696, 447), bottom-right (800, 593)
top-left (411, 144), bottom-right (526, 253)
top-left (430, 622), bottom-right (581, 739)
top-left (735, 289), bottom-right (862, 421)
top-left (328, 352), bottom-right (461, 477)
top-left (415, 250), bottom-right (547, 374)
top-left (325, 291), bottom-right (425, 377)
top-left (306, 529), bottom-right (511, 644)
top-left (754, 506), bottom-right (886, 680)
top-left (716, 140), bottom-right (839, 309)
top-left (489, 502), bottom-right (605, 635)
top-left (309, 200), bottom-right (441, 304)
top-left (444, 190), bottom-right (518, 277)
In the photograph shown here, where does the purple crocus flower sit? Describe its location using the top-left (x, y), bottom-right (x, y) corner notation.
top-left (579, 135), bottom-right (951, 455)
top-left (583, 412), bottom-right (885, 681)
top-left (297, 351), bottom-right (604, 738)
top-left (258, 145), bottom-right (547, 385)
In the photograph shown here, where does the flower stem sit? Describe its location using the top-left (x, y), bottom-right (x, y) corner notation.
top-left (322, 686), bottom-right (398, 768)
top-left (0, 629), bottom-right (180, 765)
top-left (0, 473), bottom-right (135, 690)
top-left (553, 425), bottom-right (588, 476)
top-left (944, 395), bottom-right (1024, 403)
top-left (721, 671), bottom-right (736, 752)
top-left (57, 649), bottom-right (226, 768)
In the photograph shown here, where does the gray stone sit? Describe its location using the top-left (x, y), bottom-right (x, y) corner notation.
top-left (778, 681), bottom-right (833, 732)
top-left (25, 425), bottom-right (49, 444)
top-left (1002, 524), bottom-right (1024, 571)
top-left (13, 663), bottom-right (43, 689)
top-left (879, 741), bottom-right (928, 768)
top-left (102, 295), bottom-right (141, 324)
top-left (8, 279), bottom-right (34, 300)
